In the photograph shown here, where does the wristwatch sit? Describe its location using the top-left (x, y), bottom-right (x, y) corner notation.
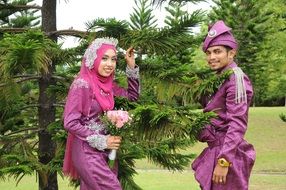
top-left (218, 158), bottom-right (231, 167)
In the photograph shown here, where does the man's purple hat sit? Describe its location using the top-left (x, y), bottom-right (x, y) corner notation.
top-left (202, 20), bottom-right (238, 52)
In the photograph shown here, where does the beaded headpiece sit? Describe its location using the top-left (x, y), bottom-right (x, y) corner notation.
top-left (84, 37), bottom-right (118, 69)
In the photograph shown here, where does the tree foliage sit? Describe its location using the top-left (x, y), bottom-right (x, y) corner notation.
top-left (255, 0), bottom-right (286, 105)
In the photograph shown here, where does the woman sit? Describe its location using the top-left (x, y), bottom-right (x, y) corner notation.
top-left (62, 37), bottom-right (140, 190)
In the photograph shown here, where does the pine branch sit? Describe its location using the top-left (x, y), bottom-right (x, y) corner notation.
top-left (0, 27), bottom-right (28, 33)
top-left (150, 69), bottom-right (233, 104)
top-left (46, 29), bottom-right (90, 38)
top-left (146, 145), bottom-right (193, 171)
top-left (151, 0), bottom-right (206, 7)
top-left (0, 3), bottom-right (41, 11)
top-left (191, 69), bottom-right (233, 102)
top-left (120, 28), bottom-right (192, 55)
top-left (21, 104), bottom-right (40, 109)
top-left (0, 74), bottom-right (68, 87)
top-left (0, 28), bottom-right (92, 38)
top-left (1, 127), bottom-right (42, 137)
top-left (12, 74), bottom-right (39, 79)
top-left (14, 76), bottom-right (40, 83)
top-left (0, 75), bottom-right (40, 87)
top-left (53, 103), bottom-right (65, 108)
top-left (51, 75), bottom-right (70, 82)
top-left (118, 143), bottom-right (144, 190)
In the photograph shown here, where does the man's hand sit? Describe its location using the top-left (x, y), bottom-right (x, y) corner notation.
top-left (212, 163), bottom-right (229, 184)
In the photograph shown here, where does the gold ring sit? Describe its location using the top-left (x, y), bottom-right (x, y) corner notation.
top-left (219, 179), bottom-right (223, 183)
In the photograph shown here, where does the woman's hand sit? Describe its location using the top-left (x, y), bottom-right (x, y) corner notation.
top-left (106, 136), bottom-right (122, 150)
top-left (212, 163), bottom-right (229, 184)
top-left (125, 47), bottom-right (135, 69)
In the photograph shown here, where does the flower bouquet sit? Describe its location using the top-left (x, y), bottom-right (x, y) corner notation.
top-left (102, 110), bottom-right (132, 168)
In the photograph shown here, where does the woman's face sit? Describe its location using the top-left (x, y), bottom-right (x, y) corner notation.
top-left (98, 49), bottom-right (117, 77)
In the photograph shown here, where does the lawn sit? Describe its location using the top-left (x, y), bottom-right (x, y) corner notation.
top-left (0, 107), bottom-right (285, 190)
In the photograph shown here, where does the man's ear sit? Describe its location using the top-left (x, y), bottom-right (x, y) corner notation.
top-left (229, 49), bottom-right (237, 59)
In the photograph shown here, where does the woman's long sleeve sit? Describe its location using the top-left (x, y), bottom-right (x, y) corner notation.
top-left (112, 66), bottom-right (140, 100)
top-left (64, 78), bottom-right (107, 150)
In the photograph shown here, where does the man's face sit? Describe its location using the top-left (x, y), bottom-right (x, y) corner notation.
top-left (205, 46), bottom-right (236, 71)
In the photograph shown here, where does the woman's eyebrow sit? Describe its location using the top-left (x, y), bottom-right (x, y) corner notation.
top-left (102, 54), bottom-right (117, 58)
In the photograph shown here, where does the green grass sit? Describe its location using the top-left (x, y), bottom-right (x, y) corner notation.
top-left (249, 174), bottom-right (286, 190)
top-left (0, 175), bottom-right (76, 190)
top-left (246, 107), bottom-right (286, 173)
top-left (134, 170), bottom-right (201, 190)
top-left (1, 107), bottom-right (285, 189)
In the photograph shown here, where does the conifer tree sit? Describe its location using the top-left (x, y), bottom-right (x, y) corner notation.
top-left (256, 0), bottom-right (286, 106)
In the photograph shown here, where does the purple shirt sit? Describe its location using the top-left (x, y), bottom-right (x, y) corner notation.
top-left (192, 62), bottom-right (256, 190)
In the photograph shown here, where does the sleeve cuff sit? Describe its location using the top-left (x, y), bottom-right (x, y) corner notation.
top-left (86, 134), bottom-right (108, 151)
top-left (217, 153), bottom-right (233, 164)
top-left (126, 65), bottom-right (139, 79)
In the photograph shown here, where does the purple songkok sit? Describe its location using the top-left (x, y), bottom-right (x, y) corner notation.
top-left (203, 20), bottom-right (238, 52)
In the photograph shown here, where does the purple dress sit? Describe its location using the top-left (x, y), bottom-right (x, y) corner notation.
top-left (63, 67), bottom-right (139, 190)
top-left (192, 62), bottom-right (256, 190)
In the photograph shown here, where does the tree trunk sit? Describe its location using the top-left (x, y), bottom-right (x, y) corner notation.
top-left (38, 0), bottom-right (58, 190)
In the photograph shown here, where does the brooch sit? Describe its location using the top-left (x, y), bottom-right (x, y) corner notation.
top-left (208, 29), bottom-right (217, 37)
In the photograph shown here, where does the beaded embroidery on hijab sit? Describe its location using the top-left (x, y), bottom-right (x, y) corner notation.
top-left (79, 37), bottom-right (118, 111)
top-left (84, 37), bottom-right (118, 69)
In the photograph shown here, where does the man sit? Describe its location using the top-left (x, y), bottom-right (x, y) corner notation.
top-left (192, 20), bottom-right (256, 190)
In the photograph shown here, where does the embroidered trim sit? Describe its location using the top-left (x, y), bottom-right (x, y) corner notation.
top-left (100, 89), bottom-right (110, 96)
top-left (84, 37), bottom-right (118, 69)
top-left (233, 67), bottom-right (247, 104)
top-left (126, 66), bottom-right (139, 79)
top-left (86, 134), bottom-right (108, 151)
top-left (71, 78), bottom-right (89, 89)
top-left (85, 119), bottom-right (106, 132)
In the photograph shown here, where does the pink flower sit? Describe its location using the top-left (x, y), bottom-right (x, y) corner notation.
top-left (103, 110), bottom-right (132, 169)
top-left (106, 110), bottom-right (131, 129)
